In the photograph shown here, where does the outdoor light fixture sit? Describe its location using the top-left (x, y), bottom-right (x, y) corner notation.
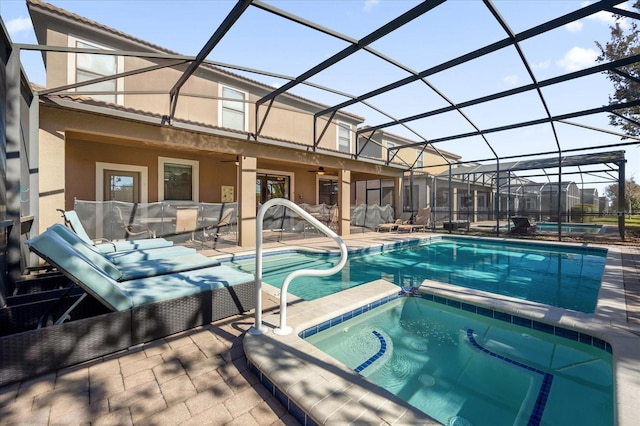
top-left (317, 167), bottom-right (325, 175)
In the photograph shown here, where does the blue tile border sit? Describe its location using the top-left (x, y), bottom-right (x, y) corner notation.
top-left (354, 330), bottom-right (387, 373)
top-left (299, 291), bottom-right (613, 354)
top-left (298, 292), bottom-right (400, 339)
top-left (466, 329), bottom-right (553, 426)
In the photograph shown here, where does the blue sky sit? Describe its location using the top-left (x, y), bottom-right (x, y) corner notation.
top-left (2, 0), bottom-right (639, 194)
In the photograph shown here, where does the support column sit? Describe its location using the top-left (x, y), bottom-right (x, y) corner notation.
top-left (238, 155), bottom-right (257, 247)
top-left (393, 175), bottom-right (402, 217)
top-left (338, 169), bottom-right (351, 237)
top-left (452, 187), bottom-right (458, 221)
top-left (618, 160), bottom-right (625, 240)
top-left (473, 189), bottom-right (478, 223)
top-left (5, 44), bottom-right (21, 299)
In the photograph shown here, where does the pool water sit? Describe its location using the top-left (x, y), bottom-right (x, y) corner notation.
top-left (536, 223), bottom-right (602, 234)
top-left (305, 297), bottom-right (613, 426)
top-left (231, 237), bottom-right (607, 312)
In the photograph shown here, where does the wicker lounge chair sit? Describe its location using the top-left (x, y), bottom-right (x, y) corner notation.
top-left (45, 224), bottom-right (220, 280)
top-left (60, 209), bottom-right (173, 253)
top-left (0, 227), bottom-right (254, 387)
top-left (49, 221), bottom-right (197, 264)
top-left (397, 207), bottom-right (431, 232)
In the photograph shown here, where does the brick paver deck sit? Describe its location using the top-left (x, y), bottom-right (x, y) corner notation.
top-left (0, 292), bottom-right (299, 426)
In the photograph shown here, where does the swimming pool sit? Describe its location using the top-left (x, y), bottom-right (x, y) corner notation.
top-left (536, 222), bottom-right (602, 234)
top-left (231, 237), bottom-right (607, 313)
top-left (304, 295), bottom-right (613, 425)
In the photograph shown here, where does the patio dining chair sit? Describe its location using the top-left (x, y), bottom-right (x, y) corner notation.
top-left (202, 207), bottom-right (235, 248)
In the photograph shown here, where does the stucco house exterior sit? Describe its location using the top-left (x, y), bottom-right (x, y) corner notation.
top-left (27, 0), bottom-right (465, 247)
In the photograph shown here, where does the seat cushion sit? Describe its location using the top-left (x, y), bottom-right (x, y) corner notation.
top-left (116, 265), bottom-right (253, 307)
top-left (117, 253), bottom-right (220, 281)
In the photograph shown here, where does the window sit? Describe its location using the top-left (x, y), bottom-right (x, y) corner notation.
top-left (219, 85), bottom-right (247, 131)
top-left (337, 122), bottom-right (351, 153)
top-left (68, 37), bottom-right (122, 104)
top-left (158, 157), bottom-right (199, 201)
top-left (415, 150), bottom-right (424, 169)
top-left (386, 141), bottom-right (396, 161)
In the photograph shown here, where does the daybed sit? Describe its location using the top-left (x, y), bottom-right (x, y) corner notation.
top-left (0, 226), bottom-right (255, 386)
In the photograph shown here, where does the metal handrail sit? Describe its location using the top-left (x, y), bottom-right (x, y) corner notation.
top-left (249, 198), bottom-right (348, 335)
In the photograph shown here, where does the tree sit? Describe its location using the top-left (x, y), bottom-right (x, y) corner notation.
top-left (604, 178), bottom-right (640, 214)
top-left (595, 1), bottom-right (640, 136)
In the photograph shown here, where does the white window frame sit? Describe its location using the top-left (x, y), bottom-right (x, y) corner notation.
top-left (218, 84), bottom-right (249, 131)
top-left (337, 121), bottom-right (352, 153)
top-left (67, 35), bottom-right (124, 104)
top-left (96, 162), bottom-right (148, 203)
top-left (385, 140), bottom-right (396, 161)
top-left (416, 149), bottom-right (424, 168)
top-left (158, 157), bottom-right (199, 202)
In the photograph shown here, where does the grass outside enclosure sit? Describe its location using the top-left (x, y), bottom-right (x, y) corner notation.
top-left (595, 215), bottom-right (640, 241)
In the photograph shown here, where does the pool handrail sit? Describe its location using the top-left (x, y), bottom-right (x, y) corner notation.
top-left (249, 198), bottom-right (348, 336)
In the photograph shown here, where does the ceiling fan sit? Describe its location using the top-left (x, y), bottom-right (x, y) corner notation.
top-left (307, 166), bottom-right (326, 175)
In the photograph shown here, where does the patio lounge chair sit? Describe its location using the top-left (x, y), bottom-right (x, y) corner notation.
top-left (510, 216), bottom-right (537, 235)
top-left (1, 228), bottom-right (255, 386)
top-left (59, 209), bottom-right (173, 253)
top-left (397, 207), bottom-right (431, 232)
top-left (49, 222), bottom-right (198, 265)
top-left (377, 212), bottom-right (411, 232)
top-left (45, 224), bottom-right (220, 280)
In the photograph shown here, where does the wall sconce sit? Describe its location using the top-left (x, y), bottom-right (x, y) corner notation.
top-left (317, 167), bottom-right (325, 176)
top-left (234, 156), bottom-right (239, 166)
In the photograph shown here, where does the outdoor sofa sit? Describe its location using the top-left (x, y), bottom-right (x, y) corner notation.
top-left (0, 225), bottom-right (255, 386)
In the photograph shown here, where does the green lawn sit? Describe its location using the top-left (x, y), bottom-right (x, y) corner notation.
top-left (594, 215), bottom-right (640, 233)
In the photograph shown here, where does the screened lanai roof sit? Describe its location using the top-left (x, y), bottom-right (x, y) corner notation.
top-left (17, 0), bottom-right (640, 185)
top-left (438, 150), bottom-right (626, 176)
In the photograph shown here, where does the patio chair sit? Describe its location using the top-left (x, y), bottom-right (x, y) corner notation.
top-left (59, 209), bottom-right (173, 253)
top-left (174, 207), bottom-right (199, 239)
top-left (44, 224), bottom-right (219, 281)
top-left (114, 205), bottom-right (155, 239)
top-left (377, 212), bottom-right (411, 232)
top-left (510, 216), bottom-right (537, 235)
top-left (26, 228), bottom-right (253, 318)
top-left (49, 222), bottom-right (197, 265)
top-left (397, 207), bottom-right (431, 233)
top-left (3, 228), bottom-right (254, 386)
top-left (202, 207), bottom-right (234, 248)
